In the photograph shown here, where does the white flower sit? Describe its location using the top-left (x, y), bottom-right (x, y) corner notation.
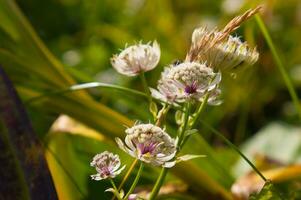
top-left (111, 41), bottom-right (160, 76)
top-left (90, 151), bottom-right (125, 181)
top-left (188, 27), bottom-right (259, 72)
top-left (115, 124), bottom-right (177, 168)
top-left (151, 62), bottom-right (221, 104)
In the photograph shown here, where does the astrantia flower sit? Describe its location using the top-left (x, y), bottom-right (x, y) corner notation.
top-left (90, 151), bottom-right (125, 180)
top-left (151, 62), bottom-right (221, 103)
top-left (116, 124), bottom-right (177, 168)
top-left (189, 27), bottom-right (259, 72)
top-left (111, 41), bottom-right (160, 76)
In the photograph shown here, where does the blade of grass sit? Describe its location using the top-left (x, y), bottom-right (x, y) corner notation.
top-left (255, 15), bottom-right (301, 120)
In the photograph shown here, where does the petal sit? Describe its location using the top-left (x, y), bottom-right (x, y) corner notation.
top-left (125, 136), bottom-right (136, 151)
top-left (162, 161), bottom-right (176, 168)
top-left (115, 138), bottom-right (137, 158)
top-left (90, 174), bottom-right (103, 181)
top-left (114, 165), bottom-right (126, 176)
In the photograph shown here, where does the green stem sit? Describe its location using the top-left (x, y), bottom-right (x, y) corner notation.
top-left (199, 120), bottom-right (267, 181)
top-left (111, 159), bottom-right (138, 200)
top-left (139, 72), bottom-right (151, 102)
top-left (148, 103), bottom-right (191, 200)
top-left (148, 167), bottom-right (168, 200)
top-left (110, 179), bottom-right (122, 200)
top-left (177, 102), bottom-right (191, 148)
top-left (123, 162), bottom-right (144, 200)
top-left (190, 92), bottom-right (209, 128)
top-left (179, 93), bottom-right (209, 149)
top-left (255, 15), bottom-right (301, 120)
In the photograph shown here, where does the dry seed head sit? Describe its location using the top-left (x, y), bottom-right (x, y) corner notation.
top-left (186, 6), bottom-right (261, 71)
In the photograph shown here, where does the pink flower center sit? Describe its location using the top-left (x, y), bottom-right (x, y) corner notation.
top-left (184, 81), bottom-right (198, 94)
top-left (100, 166), bottom-right (111, 176)
top-left (137, 142), bottom-right (158, 155)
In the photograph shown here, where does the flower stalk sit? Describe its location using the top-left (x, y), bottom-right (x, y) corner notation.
top-left (123, 162), bottom-right (144, 200)
top-left (109, 179), bottom-right (122, 200)
top-left (140, 72), bottom-right (152, 102)
top-left (177, 101), bottom-right (191, 149)
top-left (111, 159), bottom-right (139, 200)
top-left (148, 167), bottom-right (168, 200)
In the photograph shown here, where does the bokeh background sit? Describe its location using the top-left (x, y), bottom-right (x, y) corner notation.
top-left (1, 0), bottom-right (301, 199)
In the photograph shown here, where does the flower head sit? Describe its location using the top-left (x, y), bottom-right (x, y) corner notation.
top-left (189, 28), bottom-right (259, 71)
top-left (90, 151), bottom-right (125, 181)
top-left (111, 41), bottom-right (160, 76)
top-left (186, 7), bottom-right (261, 72)
top-left (116, 124), bottom-right (176, 168)
top-left (151, 62), bottom-right (221, 104)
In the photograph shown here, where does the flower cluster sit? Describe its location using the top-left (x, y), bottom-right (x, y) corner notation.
top-left (111, 41), bottom-right (160, 76)
top-left (151, 62), bottom-right (221, 105)
top-left (116, 123), bottom-right (177, 168)
top-left (90, 151), bottom-right (125, 181)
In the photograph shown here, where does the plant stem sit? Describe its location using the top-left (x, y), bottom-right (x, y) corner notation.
top-left (177, 101), bottom-right (191, 148)
top-left (110, 179), bottom-right (122, 200)
top-left (111, 159), bottom-right (138, 200)
top-left (179, 94), bottom-right (209, 149)
top-left (149, 102), bottom-right (191, 200)
top-left (255, 15), bottom-right (301, 120)
top-left (148, 167), bottom-right (168, 200)
top-left (199, 120), bottom-right (267, 181)
top-left (191, 92), bottom-right (210, 128)
top-left (123, 162), bottom-right (144, 200)
top-left (139, 72), bottom-right (152, 102)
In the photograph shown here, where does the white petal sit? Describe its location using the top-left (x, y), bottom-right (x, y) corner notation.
top-left (115, 137), bottom-right (137, 158)
top-left (114, 165), bottom-right (126, 176)
top-left (90, 174), bottom-right (103, 181)
top-left (162, 161), bottom-right (176, 168)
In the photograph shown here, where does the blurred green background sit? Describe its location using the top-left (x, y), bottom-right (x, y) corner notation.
top-left (1, 0), bottom-right (301, 199)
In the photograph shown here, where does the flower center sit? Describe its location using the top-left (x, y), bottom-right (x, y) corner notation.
top-left (184, 81), bottom-right (198, 94)
top-left (101, 166), bottom-right (111, 176)
top-left (137, 142), bottom-right (158, 155)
